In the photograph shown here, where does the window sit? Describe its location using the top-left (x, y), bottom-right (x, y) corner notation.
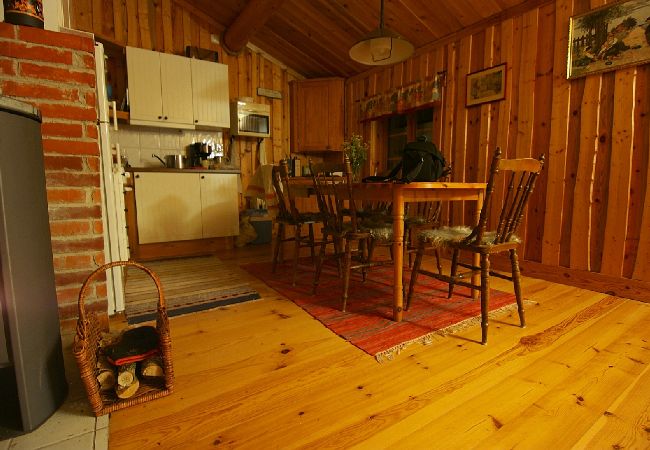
top-left (386, 107), bottom-right (433, 167)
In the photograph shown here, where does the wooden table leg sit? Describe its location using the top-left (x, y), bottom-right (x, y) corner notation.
top-left (392, 187), bottom-right (405, 321)
top-left (472, 189), bottom-right (484, 300)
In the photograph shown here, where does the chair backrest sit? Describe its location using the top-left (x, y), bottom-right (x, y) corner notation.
top-left (406, 201), bottom-right (441, 224)
top-left (468, 148), bottom-right (545, 245)
top-left (270, 160), bottom-right (299, 221)
top-left (404, 165), bottom-right (450, 224)
top-left (309, 156), bottom-right (359, 234)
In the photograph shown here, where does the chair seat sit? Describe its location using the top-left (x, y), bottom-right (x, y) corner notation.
top-left (418, 226), bottom-right (521, 248)
top-left (277, 211), bottom-right (323, 225)
top-left (405, 215), bottom-right (430, 226)
top-left (361, 223), bottom-right (393, 241)
top-left (322, 221), bottom-right (393, 242)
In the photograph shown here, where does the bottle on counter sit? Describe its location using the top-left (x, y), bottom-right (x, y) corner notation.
top-left (293, 157), bottom-right (301, 177)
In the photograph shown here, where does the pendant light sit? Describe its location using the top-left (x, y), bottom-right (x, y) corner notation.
top-left (349, 0), bottom-right (414, 65)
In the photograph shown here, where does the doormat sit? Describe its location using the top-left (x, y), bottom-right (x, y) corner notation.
top-left (125, 256), bottom-right (260, 324)
top-left (241, 259), bottom-right (518, 361)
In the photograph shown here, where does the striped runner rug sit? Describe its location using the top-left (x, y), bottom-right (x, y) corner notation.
top-left (124, 256), bottom-right (261, 324)
top-left (242, 259), bottom-right (519, 361)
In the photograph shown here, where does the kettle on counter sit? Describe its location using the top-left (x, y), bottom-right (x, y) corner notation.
top-left (153, 153), bottom-right (186, 169)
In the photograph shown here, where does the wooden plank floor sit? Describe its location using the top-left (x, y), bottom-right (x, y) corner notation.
top-left (108, 244), bottom-right (650, 449)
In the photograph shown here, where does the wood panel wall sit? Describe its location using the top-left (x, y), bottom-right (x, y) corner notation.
top-left (69, 0), bottom-right (650, 302)
top-left (70, 0), bottom-right (300, 205)
top-left (346, 0), bottom-right (650, 301)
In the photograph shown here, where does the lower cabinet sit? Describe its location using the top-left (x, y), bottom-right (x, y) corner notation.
top-left (134, 172), bottom-right (239, 244)
top-left (199, 172), bottom-right (239, 237)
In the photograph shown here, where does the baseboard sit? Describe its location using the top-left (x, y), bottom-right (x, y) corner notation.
top-left (489, 255), bottom-right (650, 304)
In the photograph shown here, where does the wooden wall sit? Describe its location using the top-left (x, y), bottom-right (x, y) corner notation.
top-left (69, 0), bottom-right (650, 302)
top-left (69, 0), bottom-right (300, 203)
top-left (346, 0), bottom-right (650, 302)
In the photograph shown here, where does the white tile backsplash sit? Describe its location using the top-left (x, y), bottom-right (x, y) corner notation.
top-left (111, 125), bottom-right (225, 168)
top-left (138, 129), bottom-right (162, 148)
top-left (142, 148), bottom-right (166, 167)
top-left (122, 147), bottom-right (142, 168)
top-left (160, 133), bottom-right (181, 149)
top-left (112, 128), bottom-right (140, 147)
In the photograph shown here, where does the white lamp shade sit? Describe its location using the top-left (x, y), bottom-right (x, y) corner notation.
top-left (349, 29), bottom-right (414, 65)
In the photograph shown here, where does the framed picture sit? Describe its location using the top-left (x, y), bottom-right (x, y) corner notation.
top-left (567, 0), bottom-right (650, 79)
top-left (466, 64), bottom-right (506, 107)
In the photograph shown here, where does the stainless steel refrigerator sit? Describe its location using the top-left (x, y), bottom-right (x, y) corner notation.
top-left (0, 96), bottom-right (67, 433)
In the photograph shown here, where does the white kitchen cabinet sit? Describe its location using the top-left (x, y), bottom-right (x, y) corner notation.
top-left (126, 47), bottom-right (194, 129)
top-left (191, 58), bottom-right (230, 128)
top-left (134, 172), bottom-right (202, 244)
top-left (134, 172), bottom-right (239, 244)
top-left (200, 173), bottom-right (239, 236)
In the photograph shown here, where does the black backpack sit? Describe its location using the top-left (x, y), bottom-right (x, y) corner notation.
top-left (363, 137), bottom-right (450, 183)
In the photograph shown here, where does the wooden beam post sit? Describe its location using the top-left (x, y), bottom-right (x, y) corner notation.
top-left (222, 0), bottom-right (286, 55)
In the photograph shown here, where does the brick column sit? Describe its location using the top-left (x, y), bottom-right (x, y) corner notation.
top-left (0, 23), bottom-right (107, 327)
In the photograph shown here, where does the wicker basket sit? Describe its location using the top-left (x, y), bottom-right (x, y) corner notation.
top-left (73, 261), bottom-right (174, 416)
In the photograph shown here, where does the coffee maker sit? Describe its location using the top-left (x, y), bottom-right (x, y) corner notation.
top-left (187, 132), bottom-right (224, 167)
top-left (188, 142), bottom-right (203, 167)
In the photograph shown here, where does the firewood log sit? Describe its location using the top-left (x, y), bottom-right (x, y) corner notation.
top-left (96, 356), bottom-right (116, 391)
top-left (140, 356), bottom-right (164, 378)
top-left (116, 377), bottom-right (139, 399)
top-left (117, 362), bottom-right (137, 387)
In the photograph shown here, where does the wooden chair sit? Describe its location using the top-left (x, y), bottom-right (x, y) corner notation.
top-left (403, 166), bottom-right (451, 270)
top-left (404, 200), bottom-right (442, 271)
top-left (406, 148), bottom-right (545, 344)
top-left (310, 156), bottom-right (393, 312)
top-left (271, 160), bottom-right (323, 286)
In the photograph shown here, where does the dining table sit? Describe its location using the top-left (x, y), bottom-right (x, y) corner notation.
top-left (281, 177), bottom-right (487, 322)
top-left (351, 181), bottom-right (487, 322)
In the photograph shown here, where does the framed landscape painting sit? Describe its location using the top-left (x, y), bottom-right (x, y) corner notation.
top-left (568, 0), bottom-right (650, 79)
top-left (466, 64), bottom-right (506, 107)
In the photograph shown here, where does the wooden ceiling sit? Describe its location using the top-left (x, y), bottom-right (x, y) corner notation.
top-left (181, 0), bottom-right (547, 78)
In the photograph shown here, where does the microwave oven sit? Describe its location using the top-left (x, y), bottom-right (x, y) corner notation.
top-left (230, 99), bottom-right (271, 138)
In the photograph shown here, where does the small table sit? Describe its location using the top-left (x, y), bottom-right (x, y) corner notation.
top-left (352, 182), bottom-right (486, 322)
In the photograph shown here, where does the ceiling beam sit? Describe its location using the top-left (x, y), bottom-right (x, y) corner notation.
top-left (222, 0), bottom-right (287, 55)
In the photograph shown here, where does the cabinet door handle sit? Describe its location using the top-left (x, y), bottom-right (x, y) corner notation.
top-left (157, 116), bottom-right (162, 119)
top-left (135, 174), bottom-right (140, 178)
top-left (201, 175), bottom-right (205, 179)
top-left (194, 119), bottom-right (198, 123)
top-left (164, 116), bottom-right (168, 120)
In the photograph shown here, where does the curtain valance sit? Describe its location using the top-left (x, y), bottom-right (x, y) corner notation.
top-left (359, 75), bottom-right (442, 121)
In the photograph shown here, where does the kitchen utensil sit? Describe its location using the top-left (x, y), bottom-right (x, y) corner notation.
top-left (153, 153), bottom-right (185, 168)
top-left (152, 154), bottom-right (166, 167)
top-left (165, 154), bottom-right (186, 169)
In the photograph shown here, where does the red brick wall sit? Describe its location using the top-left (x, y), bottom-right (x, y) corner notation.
top-left (0, 23), bottom-right (107, 327)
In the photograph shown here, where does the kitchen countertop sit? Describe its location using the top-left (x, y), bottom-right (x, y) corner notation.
top-left (126, 167), bottom-right (241, 174)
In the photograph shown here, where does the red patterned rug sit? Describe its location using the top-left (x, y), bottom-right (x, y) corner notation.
top-left (242, 259), bottom-right (517, 361)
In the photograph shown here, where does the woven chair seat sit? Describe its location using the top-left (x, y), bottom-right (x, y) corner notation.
top-left (404, 215), bottom-right (429, 226)
top-left (321, 220), bottom-right (392, 242)
top-left (418, 226), bottom-right (521, 248)
top-left (277, 211), bottom-right (323, 225)
top-left (360, 223), bottom-right (393, 241)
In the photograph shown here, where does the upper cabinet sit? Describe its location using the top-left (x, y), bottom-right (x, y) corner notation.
top-left (126, 47), bottom-right (193, 129)
top-left (191, 58), bottom-right (230, 129)
top-left (290, 77), bottom-right (344, 152)
top-left (126, 46), bottom-right (229, 130)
